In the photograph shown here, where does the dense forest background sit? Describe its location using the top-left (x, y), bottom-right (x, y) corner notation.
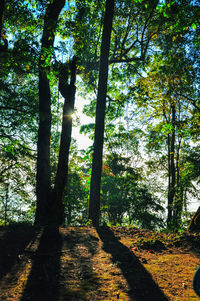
top-left (0, 0), bottom-right (200, 231)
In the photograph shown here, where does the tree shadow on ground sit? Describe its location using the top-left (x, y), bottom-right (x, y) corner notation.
top-left (96, 226), bottom-right (169, 301)
top-left (0, 225), bottom-right (38, 281)
top-left (20, 225), bottom-right (63, 301)
top-left (59, 227), bottom-right (101, 300)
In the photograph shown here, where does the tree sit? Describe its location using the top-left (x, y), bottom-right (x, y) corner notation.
top-left (51, 58), bottom-right (76, 225)
top-left (35, 0), bottom-right (66, 225)
top-left (88, 0), bottom-right (161, 226)
top-left (0, 0), bottom-right (41, 224)
top-left (100, 150), bottom-right (164, 229)
top-left (132, 47), bottom-right (199, 229)
top-left (88, 0), bottom-right (115, 226)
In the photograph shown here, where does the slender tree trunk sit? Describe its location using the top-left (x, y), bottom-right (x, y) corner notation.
top-left (167, 102), bottom-right (176, 228)
top-left (35, 0), bottom-right (65, 226)
top-left (66, 202), bottom-right (72, 225)
top-left (167, 133), bottom-right (172, 226)
top-left (88, 0), bottom-right (115, 226)
top-left (173, 136), bottom-right (182, 228)
top-left (51, 58), bottom-right (76, 225)
top-left (4, 182), bottom-right (9, 226)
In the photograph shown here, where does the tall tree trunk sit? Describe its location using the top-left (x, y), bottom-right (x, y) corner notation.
top-left (4, 182), bottom-right (9, 226)
top-left (51, 58), bottom-right (76, 225)
top-left (167, 133), bottom-right (172, 226)
top-left (167, 102), bottom-right (176, 228)
top-left (88, 0), bottom-right (115, 226)
top-left (35, 0), bottom-right (65, 226)
top-left (173, 136), bottom-right (182, 228)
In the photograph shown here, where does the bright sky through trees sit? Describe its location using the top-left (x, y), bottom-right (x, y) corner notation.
top-left (72, 96), bottom-right (94, 150)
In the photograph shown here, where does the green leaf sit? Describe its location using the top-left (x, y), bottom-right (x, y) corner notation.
top-left (163, 11), bottom-right (169, 18)
top-left (83, 155), bottom-right (89, 160)
top-left (192, 23), bottom-right (197, 30)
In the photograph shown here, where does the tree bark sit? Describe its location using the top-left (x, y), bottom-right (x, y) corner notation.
top-left (51, 58), bottom-right (76, 225)
top-left (167, 133), bottom-right (172, 226)
top-left (35, 0), bottom-right (65, 226)
top-left (88, 0), bottom-right (115, 226)
top-left (4, 182), bottom-right (9, 226)
top-left (167, 102), bottom-right (176, 228)
top-left (173, 136), bottom-right (182, 228)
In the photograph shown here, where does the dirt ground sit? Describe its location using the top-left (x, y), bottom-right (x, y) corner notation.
top-left (0, 225), bottom-right (200, 301)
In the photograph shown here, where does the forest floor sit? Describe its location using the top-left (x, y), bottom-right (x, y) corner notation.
top-left (0, 225), bottom-right (200, 301)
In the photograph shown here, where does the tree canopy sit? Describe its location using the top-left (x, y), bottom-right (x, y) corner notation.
top-left (0, 0), bottom-right (200, 231)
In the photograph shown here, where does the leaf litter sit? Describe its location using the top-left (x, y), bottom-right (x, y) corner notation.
top-left (0, 225), bottom-right (199, 300)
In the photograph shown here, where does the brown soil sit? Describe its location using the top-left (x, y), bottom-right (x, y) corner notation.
top-left (0, 225), bottom-right (199, 300)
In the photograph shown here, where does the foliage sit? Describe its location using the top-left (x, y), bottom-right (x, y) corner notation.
top-left (0, 0), bottom-right (200, 229)
top-left (101, 151), bottom-right (165, 230)
top-left (63, 143), bottom-right (88, 225)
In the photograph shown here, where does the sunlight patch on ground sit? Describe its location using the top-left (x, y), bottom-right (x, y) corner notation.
top-left (0, 261), bottom-right (32, 301)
